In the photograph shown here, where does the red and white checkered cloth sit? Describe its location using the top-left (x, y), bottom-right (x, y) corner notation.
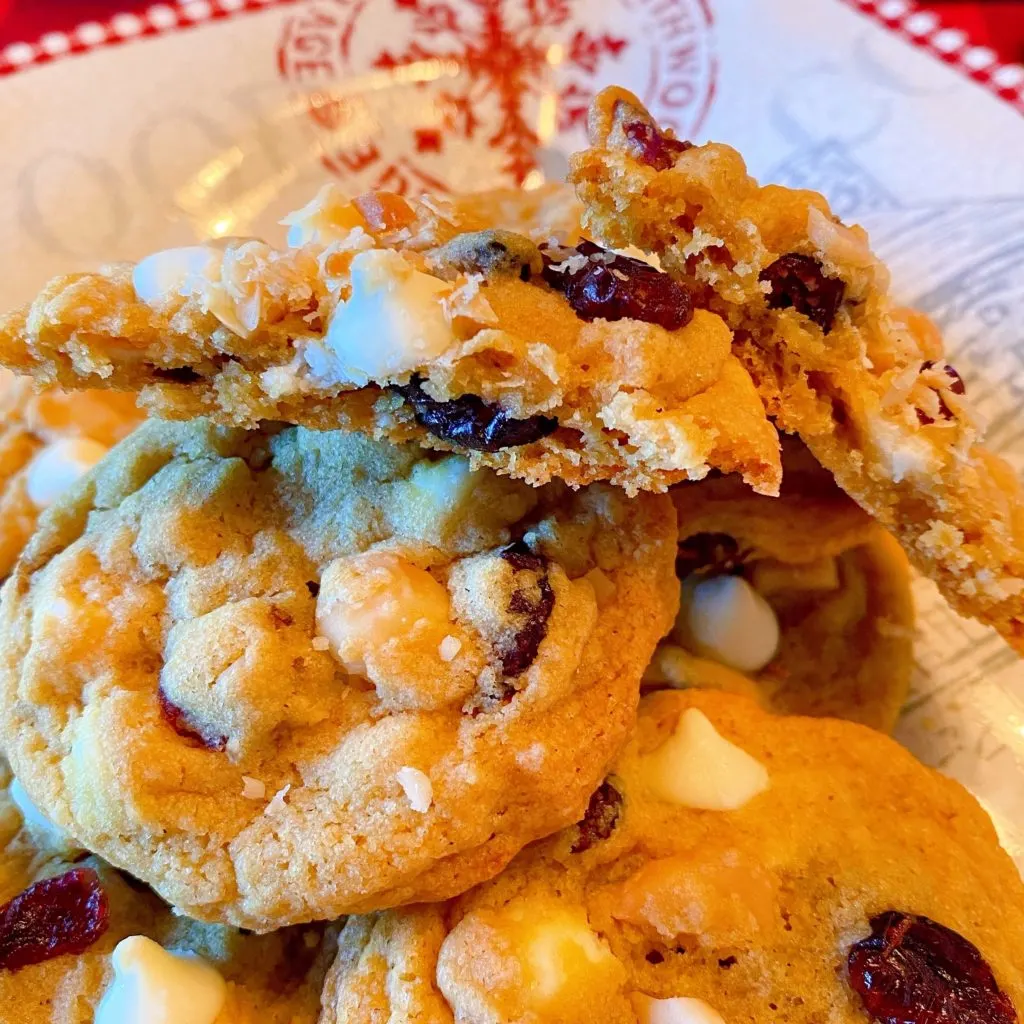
top-left (2, 0), bottom-right (1022, 112)
top-left (1, 0), bottom-right (1021, 62)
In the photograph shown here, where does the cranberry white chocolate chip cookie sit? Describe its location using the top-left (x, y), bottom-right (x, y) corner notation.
top-left (320, 690), bottom-right (1024, 1024)
top-left (0, 184), bottom-right (781, 495)
top-left (647, 439), bottom-right (915, 731)
top-left (0, 370), bottom-right (142, 580)
top-left (0, 418), bottom-right (678, 930)
top-left (0, 759), bottom-right (335, 1024)
top-left (571, 86), bottom-right (1024, 652)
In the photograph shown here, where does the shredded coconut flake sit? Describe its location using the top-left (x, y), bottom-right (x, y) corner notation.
top-left (265, 784), bottom-right (291, 815)
top-left (443, 273), bottom-right (498, 327)
top-left (550, 253), bottom-right (589, 275)
top-left (681, 226), bottom-right (726, 259)
top-left (396, 767), bottom-right (433, 813)
top-left (241, 776), bottom-right (266, 800)
top-left (438, 635), bottom-right (462, 662)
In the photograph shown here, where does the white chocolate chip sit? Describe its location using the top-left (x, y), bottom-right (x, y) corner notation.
top-left (316, 248), bottom-right (455, 386)
top-left (9, 779), bottom-right (79, 854)
top-left (438, 635), bottom-right (462, 662)
top-left (642, 708), bottom-right (769, 811)
top-left (675, 575), bottom-right (779, 674)
top-left (523, 907), bottom-right (620, 1000)
top-left (633, 994), bottom-right (728, 1024)
top-left (396, 766), bottom-right (433, 813)
top-left (94, 935), bottom-right (226, 1024)
top-left (316, 551), bottom-right (451, 676)
top-left (25, 438), bottom-right (109, 508)
top-left (240, 776), bottom-right (266, 800)
top-left (131, 246), bottom-right (220, 305)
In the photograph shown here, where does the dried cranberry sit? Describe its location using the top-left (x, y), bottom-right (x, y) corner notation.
top-left (498, 540), bottom-right (556, 678)
top-left (759, 253), bottom-right (845, 333)
top-left (848, 911), bottom-right (1017, 1024)
top-left (676, 532), bottom-right (743, 580)
top-left (571, 780), bottom-right (623, 853)
top-left (158, 688), bottom-right (227, 752)
top-left (622, 119), bottom-right (693, 171)
top-left (394, 378), bottom-right (558, 453)
top-left (0, 868), bottom-right (109, 971)
top-left (541, 240), bottom-right (693, 331)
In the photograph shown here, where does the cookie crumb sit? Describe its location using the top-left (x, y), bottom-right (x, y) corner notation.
top-left (438, 635), bottom-right (462, 662)
top-left (396, 767), bottom-right (433, 813)
top-left (241, 776), bottom-right (266, 800)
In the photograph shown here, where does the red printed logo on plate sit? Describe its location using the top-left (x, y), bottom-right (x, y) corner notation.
top-left (277, 0), bottom-right (716, 193)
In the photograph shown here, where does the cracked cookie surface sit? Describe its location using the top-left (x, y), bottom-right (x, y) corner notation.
top-left (0, 418), bottom-right (678, 930)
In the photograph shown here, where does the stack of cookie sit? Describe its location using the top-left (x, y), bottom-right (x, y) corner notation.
top-left (0, 88), bottom-right (1020, 1023)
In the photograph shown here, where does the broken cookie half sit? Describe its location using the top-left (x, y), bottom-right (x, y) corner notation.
top-left (0, 184), bottom-right (780, 496)
top-left (570, 86), bottom-right (1024, 652)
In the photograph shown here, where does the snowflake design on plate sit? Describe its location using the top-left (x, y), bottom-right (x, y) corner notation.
top-left (278, 0), bottom-right (716, 193)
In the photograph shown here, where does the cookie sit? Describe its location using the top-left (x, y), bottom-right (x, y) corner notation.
top-left (570, 85), bottom-right (1024, 652)
top-left (321, 689), bottom-right (1024, 1024)
top-left (0, 187), bottom-right (782, 496)
top-left (446, 182), bottom-right (584, 244)
top-left (646, 439), bottom-right (915, 730)
top-left (0, 758), bottom-right (333, 1024)
top-left (0, 370), bottom-right (141, 580)
top-left (0, 418), bottom-right (678, 930)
